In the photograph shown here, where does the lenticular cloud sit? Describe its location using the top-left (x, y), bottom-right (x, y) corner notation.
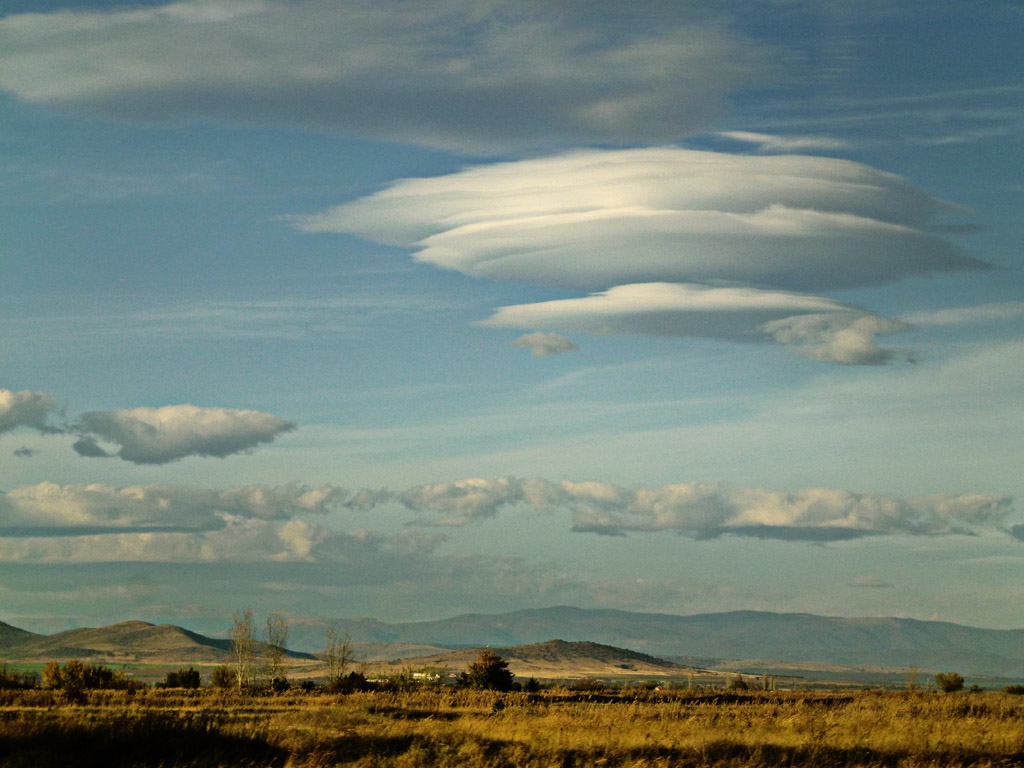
top-left (299, 148), bottom-right (985, 364)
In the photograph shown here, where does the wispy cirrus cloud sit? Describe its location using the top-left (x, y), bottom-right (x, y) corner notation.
top-left (0, 0), bottom-right (773, 152)
top-left (903, 301), bottom-right (1024, 327)
top-left (717, 131), bottom-right (851, 153)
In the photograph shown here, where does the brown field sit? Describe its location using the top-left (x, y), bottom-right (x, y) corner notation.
top-left (3, 686), bottom-right (1024, 767)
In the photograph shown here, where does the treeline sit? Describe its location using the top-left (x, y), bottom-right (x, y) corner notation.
top-left (0, 649), bottom-right (533, 696)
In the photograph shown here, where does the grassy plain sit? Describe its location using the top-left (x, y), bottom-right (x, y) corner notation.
top-left (3, 686), bottom-right (1024, 767)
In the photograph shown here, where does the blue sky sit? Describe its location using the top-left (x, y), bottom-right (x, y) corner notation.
top-left (1, 0), bottom-right (1023, 637)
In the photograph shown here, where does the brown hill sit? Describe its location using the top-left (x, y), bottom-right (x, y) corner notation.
top-left (0, 620), bottom-right (314, 664)
top-left (367, 639), bottom-right (700, 682)
top-left (0, 620), bottom-right (39, 648)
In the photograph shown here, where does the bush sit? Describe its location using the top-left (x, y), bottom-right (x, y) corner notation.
top-left (935, 672), bottom-right (965, 693)
top-left (1004, 684), bottom-right (1024, 695)
top-left (0, 665), bottom-right (38, 690)
top-left (460, 650), bottom-right (516, 692)
top-left (270, 676), bottom-right (290, 694)
top-left (40, 660), bottom-right (144, 692)
top-left (727, 676), bottom-right (751, 691)
top-left (327, 671), bottom-right (374, 694)
top-left (160, 667), bottom-right (202, 689)
top-left (210, 665), bottom-right (235, 689)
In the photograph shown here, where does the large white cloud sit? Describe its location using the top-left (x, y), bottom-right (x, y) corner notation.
top-left (72, 404), bottom-right (296, 464)
top-left (0, 389), bottom-right (58, 435)
top-left (0, 0), bottom-right (770, 151)
top-left (300, 147), bottom-right (984, 364)
top-left (300, 148), bottom-right (980, 292)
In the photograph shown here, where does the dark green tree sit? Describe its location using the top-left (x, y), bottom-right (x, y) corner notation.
top-left (460, 650), bottom-right (515, 692)
top-left (161, 667), bottom-right (201, 689)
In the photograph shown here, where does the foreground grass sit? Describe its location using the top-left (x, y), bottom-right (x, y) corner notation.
top-left (2, 687), bottom-right (1024, 767)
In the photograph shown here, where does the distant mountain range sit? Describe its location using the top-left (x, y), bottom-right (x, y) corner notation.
top-left (288, 607), bottom-right (1024, 679)
top-left (5, 607), bottom-right (1024, 679)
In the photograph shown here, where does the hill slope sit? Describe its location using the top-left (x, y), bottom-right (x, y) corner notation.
top-left (0, 620), bottom-right (314, 663)
top-left (0, 620), bottom-right (40, 648)
top-left (369, 639), bottom-right (688, 681)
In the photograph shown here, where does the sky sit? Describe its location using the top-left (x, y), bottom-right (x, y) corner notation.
top-left (1, 0), bottom-right (1023, 638)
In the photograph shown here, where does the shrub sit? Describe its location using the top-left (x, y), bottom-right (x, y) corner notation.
top-left (727, 676), bottom-right (751, 691)
top-left (160, 667), bottom-right (202, 689)
top-left (211, 665), bottom-right (235, 689)
top-left (327, 671), bottom-right (374, 694)
top-left (270, 676), bottom-right (290, 694)
top-left (0, 665), bottom-right (37, 690)
top-left (40, 660), bottom-right (144, 692)
top-left (935, 672), bottom-right (965, 693)
top-left (460, 650), bottom-right (516, 692)
top-left (1004, 684), bottom-right (1024, 695)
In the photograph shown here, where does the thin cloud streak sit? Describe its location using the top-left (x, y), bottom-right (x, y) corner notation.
top-left (0, 0), bottom-right (773, 152)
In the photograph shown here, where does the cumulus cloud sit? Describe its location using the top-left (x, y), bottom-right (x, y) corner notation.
top-left (397, 477), bottom-right (532, 526)
top-left (761, 312), bottom-right (907, 365)
top-left (484, 283), bottom-right (906, 365)
top-left (0, 0), bottom-right (771, 151)
top-left (561, 483), bottom-right (1013, 540)
top-left (72, 404), bottom-right (295, 464)
top-left (511, 332), bottom-right (579, 358)
top-left (356, 477), bottom-right (1015, 542)
top-left (300, 148), bottom-right (984, 364)
top-left (0, 482), bottom-right (344, 537)
top-left (0, 389), bottom-right (59, 435)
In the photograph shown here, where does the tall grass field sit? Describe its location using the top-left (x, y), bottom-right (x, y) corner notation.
top-left (2, 687), bottom-right (1024, 767)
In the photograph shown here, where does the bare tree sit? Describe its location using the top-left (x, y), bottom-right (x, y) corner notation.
top-left (230, 608), bottom-right (256, 691)
top-left (264, 611), bottom-right (289, 681)
top-left (323, 628), bottom-right (354, 685)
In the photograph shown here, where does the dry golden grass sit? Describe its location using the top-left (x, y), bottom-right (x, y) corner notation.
top-left (3, 687), bottom-right (1024, 766)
